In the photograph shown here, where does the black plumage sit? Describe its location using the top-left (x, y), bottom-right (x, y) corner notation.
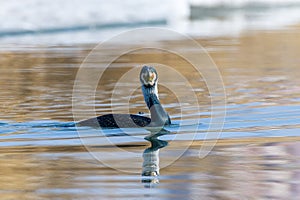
top-left (77, 114), bottom-right (151, 128)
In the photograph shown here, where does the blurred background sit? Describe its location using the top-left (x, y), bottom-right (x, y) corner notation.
top-left (1, 0), bottom-right (300, 44)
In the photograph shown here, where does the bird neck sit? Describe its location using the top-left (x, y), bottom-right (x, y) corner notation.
top-left (142, 84), bottom-right (159, 108)
top-left (142, 85), bottom-right (171, 126)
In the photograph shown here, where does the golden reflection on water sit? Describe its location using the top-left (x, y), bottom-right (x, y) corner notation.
top-left (209, 30), bottom-right (300, 105)
top-left (0, 139), bottom-right (300, 199)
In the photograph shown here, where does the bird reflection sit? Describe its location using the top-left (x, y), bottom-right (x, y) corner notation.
top-left (141, 130), bottom-right (169, 188)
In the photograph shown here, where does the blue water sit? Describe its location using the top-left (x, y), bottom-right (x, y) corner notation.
top-left (1, 103), bottom-right (299, 148)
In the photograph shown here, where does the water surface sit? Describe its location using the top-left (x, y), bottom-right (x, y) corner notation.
top-left (1, 26), bottom-right (300, 199)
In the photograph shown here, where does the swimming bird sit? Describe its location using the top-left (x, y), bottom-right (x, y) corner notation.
top-left (77, 66), bottom-right (171, 128)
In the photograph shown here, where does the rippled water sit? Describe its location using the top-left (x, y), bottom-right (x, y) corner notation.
top-left (1, 27), bottom-right (300, 199)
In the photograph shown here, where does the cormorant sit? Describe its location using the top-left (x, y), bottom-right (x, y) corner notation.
top-left (77, 66), bottom-right (171, 128)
